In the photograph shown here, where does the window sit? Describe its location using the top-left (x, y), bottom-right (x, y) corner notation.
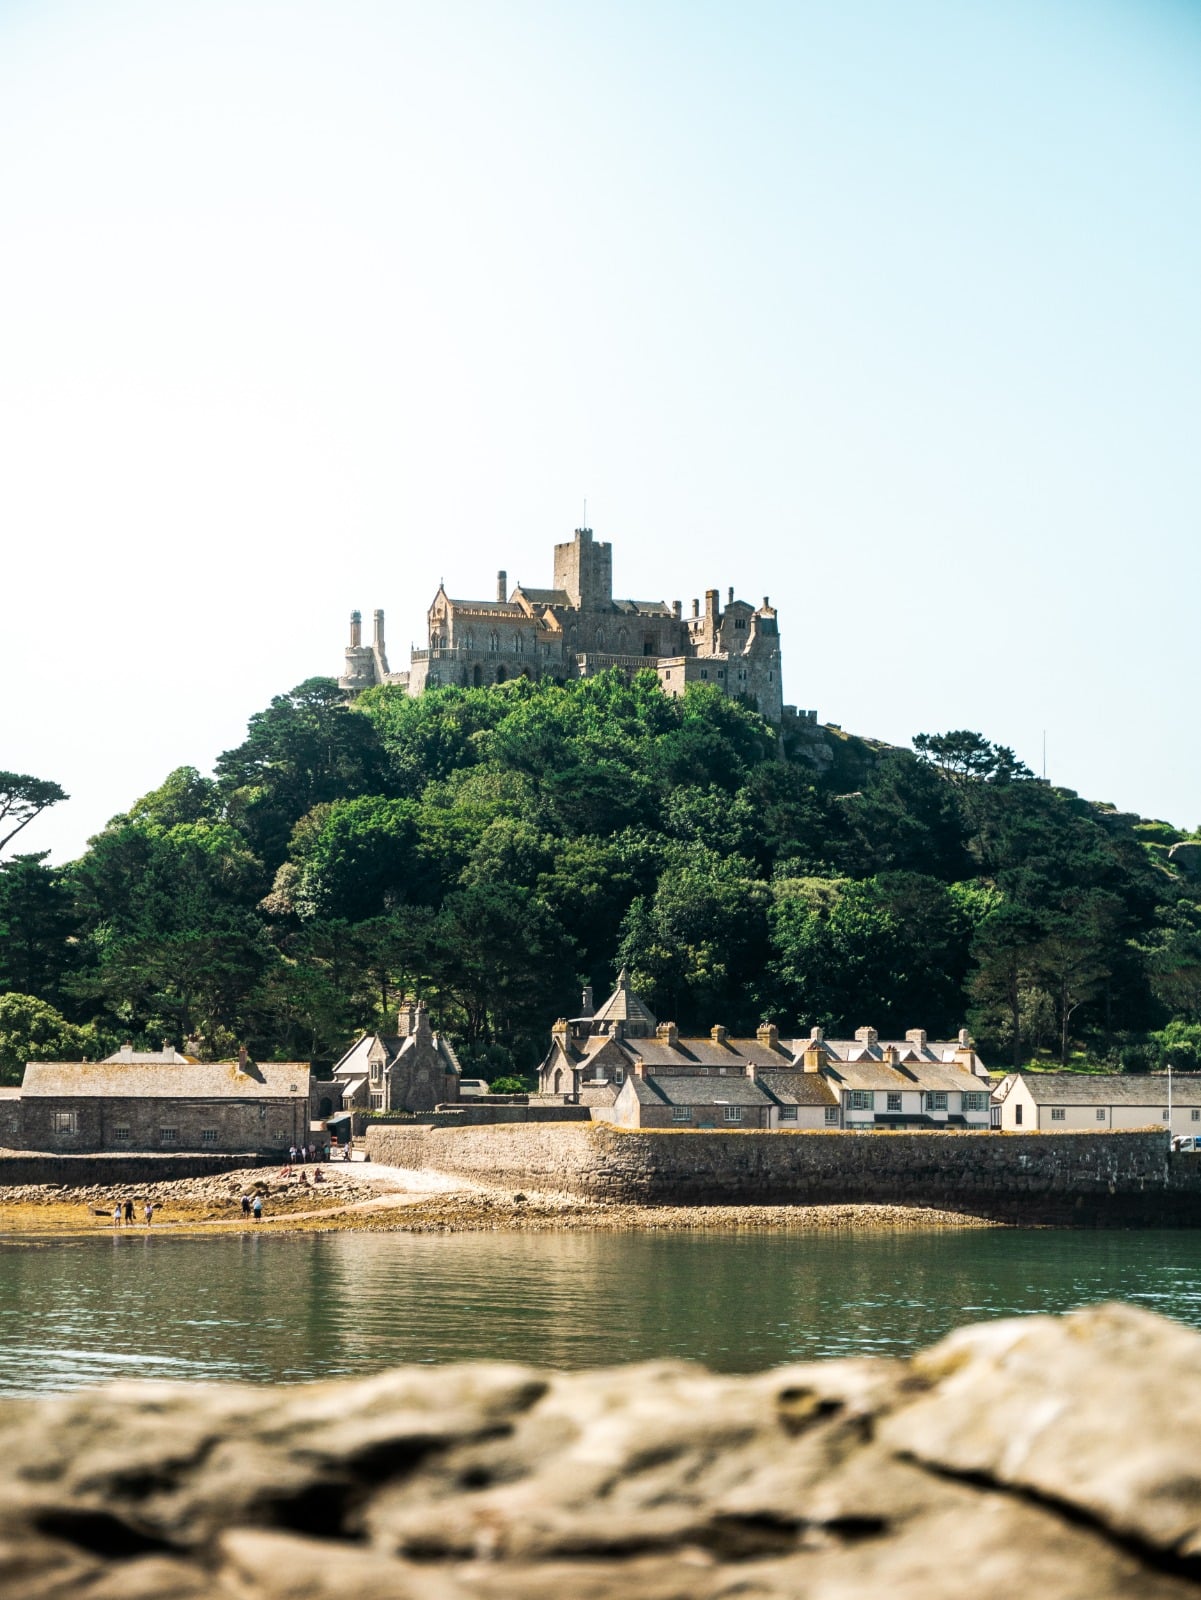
top-left (113, 1126), bottom-right (130, 1141)
top-left (370, 1092), bottom-right (384, 1110)
top-left (1193, 1110), bottom-right (1200, 1123)
top-left (779, 1105), bottom-right (798, 1121)
top-left (824, 1106), bottom-right (839, 1125)
top-left (927, 1093), bottom-right (948, 1112)
top-left (52, 1110), bottom-right (77, 1134)
top-left (1051, 1108), bottom-right (1066, 1122)
top-left (734, 618), bottom-right (746, 630)
top-left (201, 1129), bottom-right (217, 1144)
top-left (615, 1067), bottom-right (624, 1082)
top-left (700, 669), bottom-right (709, 680)
top-left (849, 1090), bottom-right (873, 1111)
top-left (672, 1107), bottom-right (690, 1123)
top-left (1163, 1109), bottom-right (1170, 1121)
top-left (370, 1060), bottom-right (382, 1083)
top-left (723, 1105), bottom-right (743, 1123)
top-left (159, 1127), bottom-right (179, 1144)
top-left (1015, 1103), bottom-right (1023, 1126)
top-left (886, 1093), bottom-right (902, 1112)
top-left (964, 1092), bottom-right (987, 1111)
top-left (1097, 1109), bottom-right (1107, 1121)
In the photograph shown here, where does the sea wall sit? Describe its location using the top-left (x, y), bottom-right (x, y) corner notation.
top-left (0, 1151), bottom-right (276, 1187)
top-left (365, 1121), bottom-right (1201, 1225)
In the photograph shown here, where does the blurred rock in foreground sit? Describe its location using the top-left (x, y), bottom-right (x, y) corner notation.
top-left (1, 1303), bottom-right (1198, 1599)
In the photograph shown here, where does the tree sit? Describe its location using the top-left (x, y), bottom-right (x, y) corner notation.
top-left (0, 993), bottom-right (98, 1085)
top-left (0, 772), bottom-right (68, 857)
top-left (0, 853), bottom-right (80, 1005)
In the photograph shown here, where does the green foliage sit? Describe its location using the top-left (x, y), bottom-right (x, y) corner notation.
top-left (1, 685), bottom-right (1193, 1073)
top-left (0, 993), bottom-right (99, 1086)
top-left (489, 1075), bottom-right (533, 1094)
top-left (0, 772), bottom-right (68, 857)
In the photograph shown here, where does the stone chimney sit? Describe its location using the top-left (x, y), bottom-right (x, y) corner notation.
top-left (906, 1029), bottom-right (927, 1048)
top-left (671, 599), bottom-right (682, 620)
top-left (497, 570), bottom-right (507, 602)
top-left (349, 610), bottom-right (362, 648)
top-left (237, 1044), bottom-right (249, 1072)
top-left (710, 1024), bottom-right (728, 1046)
top-left (854, 1026), bottom-right (879, 1048)
top-left (691, 598), bottom-right (699, 618)
top-left (397, 1000), bottom-right (417, 1037)
top-left (958, 1028), bottom-right (971, 1047)
top-left (757, 1022), bottom-right (779, 1050)
top-left (552, 1018), bottom-right (569, 1049)
top-left (656, 1021), bottom-right (679, 1047)
top-left (414, 999), bottom-right (432, 1040)
top-left (373, 609), bottom-right (385, 650)
top-left (581, 985), bottom-right (594, 1017)
top-left (883, 1044), bottom-right (900, 1067)
top-left (727, 586), bottom-right (734, 605)
top-left (809, 1026), bottom-right (824, 1043)
top-left (802, 1044), bottom-right (825, 1074)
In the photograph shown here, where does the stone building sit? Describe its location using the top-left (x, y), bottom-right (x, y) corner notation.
top-left (539, 973), bottom-right (988, 1131)
top-left (321, 1000), bottom-right (462, 1117)
top-left (341, 525), bottom-right (790, 722)
top-left (4, 1057), bottom-right (310, 1154)
top-left (992, 1071), bottom-right (1201, 1137)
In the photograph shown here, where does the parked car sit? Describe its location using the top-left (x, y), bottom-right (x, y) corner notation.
top-left (459, 1078), bottom-right (490, 1099)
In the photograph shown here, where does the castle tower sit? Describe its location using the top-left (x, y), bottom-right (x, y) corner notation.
top-left (553, 527), bottom-right (612, 610)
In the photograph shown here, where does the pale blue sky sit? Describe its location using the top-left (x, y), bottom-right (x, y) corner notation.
top-left (1, 0), bottom-right (1198, 861)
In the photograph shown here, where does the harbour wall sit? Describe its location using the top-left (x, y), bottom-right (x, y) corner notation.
top-left (365, 1122), bottom-right (1201, 1226)
top-left (0, 1151), bottom-right (276, 1187)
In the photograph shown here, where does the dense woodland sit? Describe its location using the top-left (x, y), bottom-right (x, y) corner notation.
top-left (2, 673), bottom-right (1200, 1083)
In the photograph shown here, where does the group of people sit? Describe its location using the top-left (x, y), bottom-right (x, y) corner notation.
top-left (287, 1143), bottom-right (329, 1164)
top-left (239, 1192), bottom-right (265, 1222)
top-left (111, 1199), bottom-right (154, 1226)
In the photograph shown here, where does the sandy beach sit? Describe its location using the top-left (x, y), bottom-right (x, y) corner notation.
top-left (0, 1159), bottom-right (999, 1235)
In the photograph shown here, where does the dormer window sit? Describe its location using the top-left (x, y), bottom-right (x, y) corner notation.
top-left (734, 618), bottom-right (746, 630)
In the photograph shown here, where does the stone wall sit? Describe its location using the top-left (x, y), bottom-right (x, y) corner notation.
top-left (14, 1094), bottom-right (308, 1156)
top-left (0, 1151), bottom-right (276, 1187)
top-left (3, 1303), bottom-right (1200, 1599)
top-left (365, 1121), bottom-right (1201, 1225)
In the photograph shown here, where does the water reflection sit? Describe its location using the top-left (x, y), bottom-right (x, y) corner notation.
top-left (1, 1228), bottom-right (1199, 1396)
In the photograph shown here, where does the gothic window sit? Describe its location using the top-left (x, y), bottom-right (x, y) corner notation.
top-left (595, 629), bottom-right (606, 652)
top-left (489, 631), bottom-right (499, 652)
top-left (463, 631), bottom-right (474, 650)
top-left (515, 632), bottom-right (524, 653)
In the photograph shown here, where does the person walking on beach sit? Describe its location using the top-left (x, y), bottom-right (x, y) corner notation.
top-left (252, 1194), bottom-right (263, 1223)
top-left (112, 1203), bottom-right (122, 1227)
top-left (144, 1201), bottom-right (154, 1226)
top-left (240, 1193), bottom-right (251, 1218)
top-left (123, 1199), bottom-right (134, 1224)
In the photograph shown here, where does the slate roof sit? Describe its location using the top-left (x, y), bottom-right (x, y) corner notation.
top-left (20, 1061), bottom-right (310, 1099)
top-left (758, 1071), bottom-right (839, 1107)
top-left (613, 599), bottom-right (674, 617)
top-left (446, 600), bottom-right (527, 616)
top-left (796, 1038), bottom-right (988, 1076)
top-left (1015, 1073), bottom-right (1201, 1106)
top-left (102, 1046), bottom-right (200, 1065)
top-left (516, 587), bottom-right (570, 606)
top-left (330, 1036), bottom-right (373, 1078)
top-left (625, 1037), bottom-right (793, 1070)
top-left (642, 1074), bottom-right (775, 1108)
top-left (590, 970), bottom-right (658, 1034)
top-left (825, 1059), bottom-right (982, 1095)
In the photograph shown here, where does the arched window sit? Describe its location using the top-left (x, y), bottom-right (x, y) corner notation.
top-left (515, 632), bottom-right (524, 653)
top-left (496, 665), bottom-right (507, 683)
top-left (463, 630), bottom-right (474, 650)
top-left (489, 631), bottom-right (499, 652)
top-left (595, 629), bottom-right (606, 652)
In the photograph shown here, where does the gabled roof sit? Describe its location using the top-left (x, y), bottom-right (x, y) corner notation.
top-left (591, 969), bottom-right (658, 1034)
top-left (20, 1061), bottom-right (310, 1099)
top-left (613, 599), bottom-right (673, 617)
top-left (642, 1074), bottom-right (775, 1107)
top-left (1013, 1073), bottom-right (1201, 1106)
top-left (515, 587), bottom-right (570, 606)
top-left (825, 1059), bottom-right (981, 1094)
top-left (758, 1070), bottom-right (839, 1107)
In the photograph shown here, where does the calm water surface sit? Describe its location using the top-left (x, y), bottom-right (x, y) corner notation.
top-left (1, 1228), bottom-right (1199, 1396)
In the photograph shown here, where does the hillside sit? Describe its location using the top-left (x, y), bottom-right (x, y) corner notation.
top-left (1, 672), bottom-right (1199, 1080)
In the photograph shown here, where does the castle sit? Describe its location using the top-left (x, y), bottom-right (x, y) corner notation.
top-left (339, 526), bottom-right (788, 721)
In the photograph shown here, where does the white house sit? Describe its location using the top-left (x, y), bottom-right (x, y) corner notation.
top-left (992, 1072), bottom-right (1201, 1136)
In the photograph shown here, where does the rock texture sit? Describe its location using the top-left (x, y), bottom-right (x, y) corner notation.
top-left (2, 1304), bottom-right (1199, 1598)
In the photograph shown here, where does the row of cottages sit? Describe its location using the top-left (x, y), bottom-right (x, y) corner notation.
top-left (315, 999), bottom-right (462, 1118)
top-left (993, 1072), bottom-right (1201, 1136)
top-left (0, 1054), bottom-right (310, 1154)
top-left (537, 972), bottom-right (992, 1130)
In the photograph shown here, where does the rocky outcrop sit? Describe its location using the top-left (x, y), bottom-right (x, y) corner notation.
top-left (1, 1303), bottom-right (1200, 1597)
top-left (1170, 841), bottom-right (1201, 879)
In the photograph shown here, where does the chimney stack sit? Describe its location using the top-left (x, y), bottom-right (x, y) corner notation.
top-left (727, 586), bottom-right (734, 605)
top-left (497, 570), bottom-right (507, 602)
top-left (237, 1044), bottom-right (248, 1072)
top-left (656, 1021), bottom-right (679, 1047)
top-left (906, 1029), bottom-right (927, 1048)
top-left (710, 1024), bottom-right (728, 1046)
top-left (581, 984), bottom-right (594, 1017)
top-left (757, 1022), bottom-right (779, 1051)
top-left (373, 609), bottom-right (385, 649)
top-left (350, 610), bottom-right (362, 648)
top-left (691, 598), bottom-right (699, 618)
top-left (672, 599), bottom-right (682, 620)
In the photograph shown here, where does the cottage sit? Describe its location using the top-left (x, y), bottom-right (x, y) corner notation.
top-left (322, 1000), bottom-right (462, 1118)
top-left (7, 1057), bottom-right (310, 1154)
top-left (801, 1027), bottom-right (993, 1131)
top-left (992, 1072), bottom-right (1201, 1137)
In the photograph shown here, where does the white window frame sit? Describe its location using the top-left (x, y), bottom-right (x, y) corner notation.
top-left (824, 1106), bottom-right (839, 1125)
top-left (671, 1107), bottom-right (690, 1123)
top-left (722, 1105), bottom-right (743, 1123)
top-left (778, 1105), bottom-right (798, 1121)
top-left (886, 1092), bottom-right (902, 1112)
top-left (159, 1126), bottom-right (179, 1144)
top-left (52, 1110), bottom-right (78, 1135)
top-left (927, 1092), bottom-right (948, 1112)
top-left (849, 1090), bottom-right (872, 1111)
top-left (1051, 1108), bottom-right (1066, 1122)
